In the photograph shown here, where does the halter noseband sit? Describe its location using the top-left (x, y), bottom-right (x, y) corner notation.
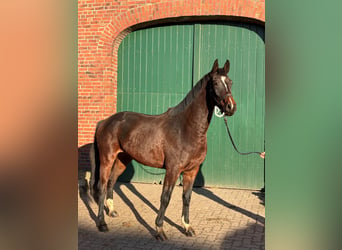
top-left (220, 92), bottom-right (232, 101)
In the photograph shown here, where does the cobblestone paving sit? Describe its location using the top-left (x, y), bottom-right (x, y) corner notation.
top-left (78, 179), bottom-right (264, 250)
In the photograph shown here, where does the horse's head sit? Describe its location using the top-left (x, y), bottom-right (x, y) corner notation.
top-left (209, 59), bottom-right (237, 116)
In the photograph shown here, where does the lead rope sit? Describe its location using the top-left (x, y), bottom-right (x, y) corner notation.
top-left (215, 110), bottom-right (261, 155)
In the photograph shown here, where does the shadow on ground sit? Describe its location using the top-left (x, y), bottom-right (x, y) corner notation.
top-left (78, 144), bottom-right (264, 249)
top-left (220, 222), bottom-right (265, 250)
top-left (78, 221), bottom-right (264, 250)
top-left (193, 187), bottom-right (265, 225)
top-left (252, 187), bottom-right (265, 206)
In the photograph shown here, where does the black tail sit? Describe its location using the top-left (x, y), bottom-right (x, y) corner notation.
top-left (89, 121), bottom-right (103, 203)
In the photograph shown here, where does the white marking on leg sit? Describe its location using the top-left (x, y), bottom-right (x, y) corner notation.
top-left (106, 198), bottom-right (114, 212)
top-left (182, 215), bottom-right (190, 231)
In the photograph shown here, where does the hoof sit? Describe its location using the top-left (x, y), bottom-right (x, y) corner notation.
top-left (185, 227), bottom-right (196, 237)
top-left (155, 227), bottom-right (168, 241)
top-left (98, 223), bottom-right (109, 232)
top-left (109, 210), bottom-right (118, 218)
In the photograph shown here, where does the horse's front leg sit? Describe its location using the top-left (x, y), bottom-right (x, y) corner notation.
top-left (155, 169), bottom-right (179, 241)
top-left (181, 166), bottom-right (199, 237)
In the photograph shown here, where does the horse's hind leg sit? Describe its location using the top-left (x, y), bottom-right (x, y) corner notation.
top-left (97, 148), bottom-right (123, 231)
top-left (96, 158), bottom-right (114, 232)
top-left (181, 166), bottom-right (200, 237)
top-left (106, 153), bottom-right (131, 217)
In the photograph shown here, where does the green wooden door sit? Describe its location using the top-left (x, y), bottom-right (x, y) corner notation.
top-left (117, 22), bottom-right (265, 189)
top-left (192, 23), bottom-right (265, 189)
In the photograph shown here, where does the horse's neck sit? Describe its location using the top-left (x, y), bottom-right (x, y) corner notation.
top-left (182, 76), bottom-right (215, 134)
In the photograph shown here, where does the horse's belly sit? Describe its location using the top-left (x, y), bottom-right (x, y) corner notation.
top-left (121, 134), bottom-right (165, 168)
top-left (133, 154), bottom-right (164, 169)
top-left (127, 148), bottom-right (164, 168)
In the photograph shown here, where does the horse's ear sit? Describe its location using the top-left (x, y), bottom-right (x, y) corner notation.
top-left (223, 60), bottom-right (230, 74)
top-left (211, 59), bottom-right (219, 74)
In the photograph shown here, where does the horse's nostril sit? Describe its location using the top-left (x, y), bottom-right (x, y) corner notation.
top-left (227, 103), bottom-right (232, 110)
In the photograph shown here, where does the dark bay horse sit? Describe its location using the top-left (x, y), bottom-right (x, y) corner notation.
top-left (90, 59), bottom-right (237, 240)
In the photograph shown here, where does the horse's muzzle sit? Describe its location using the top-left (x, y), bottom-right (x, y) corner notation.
top-left (225, 102), bottom-right (236, 116)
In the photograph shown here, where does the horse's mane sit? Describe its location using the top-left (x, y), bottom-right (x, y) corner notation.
top-left (168, 74), bottom-right (210, 115)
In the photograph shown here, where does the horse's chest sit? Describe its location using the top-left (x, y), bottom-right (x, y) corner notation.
top-left (193, 141), bottom-right (207, 162)
top-left (180, 138), bottom-right (207, 165)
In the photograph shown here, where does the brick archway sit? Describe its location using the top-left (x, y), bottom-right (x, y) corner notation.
top-left (78, 0), bottom-right (265, 146)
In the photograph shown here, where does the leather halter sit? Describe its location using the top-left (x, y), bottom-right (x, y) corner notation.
top-left (220, 92), bottom-right (232, 101)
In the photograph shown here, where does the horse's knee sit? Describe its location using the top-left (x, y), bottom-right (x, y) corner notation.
top-left (161, 191), bottom-right (171, 204)
top-left (160, 187), bottom-right (174, 207)
top-left (182, 192), bottom-right (191, 206)
top-left (106, 179), bottom-right (114, 195)
top-left (183, 186), bottom-right (193, 204)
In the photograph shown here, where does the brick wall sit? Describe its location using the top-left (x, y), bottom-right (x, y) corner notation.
top-left (78, 0), bottom-right (265, 147)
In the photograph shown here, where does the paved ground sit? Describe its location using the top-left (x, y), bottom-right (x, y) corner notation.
top-left (78, 175), bottom-right (265, 250)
